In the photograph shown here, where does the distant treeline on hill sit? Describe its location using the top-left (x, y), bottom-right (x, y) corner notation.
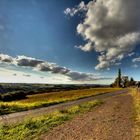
top-left (0, 83), bottom-right (108, 101)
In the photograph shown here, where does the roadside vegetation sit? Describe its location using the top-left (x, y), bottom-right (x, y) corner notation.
top-left (130, 88), bottom-right (140, 140)
top-left (0, 88), bottom-right (120, 115)
top-left (0, 91), bottom-right (27, 101)
top-left (0, 100), bottom-right (103, 140)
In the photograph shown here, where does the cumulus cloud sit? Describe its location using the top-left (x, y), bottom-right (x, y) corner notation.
top-left (15, 55), bottom-right (43, 67)
top-left (66, 71), bottom-right (94, 81)
top-left (66, 71), bottom-right (111, 81)
top-left (66, 0), bottom-right (140, 70)
top-left (35, 62), bottom-right (70, 74)
top-left (0, 54), bottom-right (13, 63)
top-left (0, 53), bottom-right (111, 82)
top-left (51, 66), bottom-right (70, 74)
top-left (35, 62), bottom-right (52, 72)
top-left (64, 1), bottom-right (87, 17)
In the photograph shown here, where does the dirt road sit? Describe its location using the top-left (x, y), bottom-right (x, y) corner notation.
top-left (0, 90), bottom-right (127, 124)
top-left (43, 90), bottom-right (134, 140)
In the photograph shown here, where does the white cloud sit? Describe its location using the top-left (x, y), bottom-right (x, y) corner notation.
top-left (66, 71), bottom-right (111, 81)
top-left (114, 62), bottom-right (121, 66)
top-left (15, 55), bottom-right (43, 67)
top-left (0, 54), bottom-right (13, 63)
top-left (0, 53), bottom-right (112, 82)
top-left (128, 52), bottom-right (135, 57)
top-left (132, 57), bottom-right (140, 63)
top-left (64, 1), bottom-right (87, 17)
top-left (66, 0), bottom-right (140, 70)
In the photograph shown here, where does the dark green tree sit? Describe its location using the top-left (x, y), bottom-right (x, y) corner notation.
top-left (110, 68), bottom-right (122, 88)
top-left (117, 68), bottom-right (121, 87)
top-left (129, 77), bottom-right (135, 86)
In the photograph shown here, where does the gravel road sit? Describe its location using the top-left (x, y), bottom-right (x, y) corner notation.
top-left (43, 90), bottom-right (134, 140)
top-left (0, 89), bottom-right (128, 124)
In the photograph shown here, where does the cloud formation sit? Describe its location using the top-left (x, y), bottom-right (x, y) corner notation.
top-left (64, 1), bottom-right (87, 17)
top-left (0, 54), bottom-right (111, 82)
top-left (66, 71), bottom-right (111, 81)
top-left (132, 57), bottom-right (140, 63)
top-left (128, 52), bottom-right (135, 57)
top-left (15, 55), bottom-right (43, 67)
top-left (65, 0), bottom-right (140, 70)
top-left (0, 54), bottom-right (13, 63)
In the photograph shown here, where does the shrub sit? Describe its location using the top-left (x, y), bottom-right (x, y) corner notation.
top-left (0, 91), bottom-right (27, 101)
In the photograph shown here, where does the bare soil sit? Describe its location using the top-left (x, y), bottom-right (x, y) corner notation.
top-left (42, 92), bottom-right (134, 140)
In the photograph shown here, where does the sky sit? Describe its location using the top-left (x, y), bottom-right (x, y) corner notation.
top-left (0, 0), bottom-right (140, 84)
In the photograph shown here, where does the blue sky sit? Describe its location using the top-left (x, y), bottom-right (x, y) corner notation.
top-left (0, 0), bottom-right (140, 84)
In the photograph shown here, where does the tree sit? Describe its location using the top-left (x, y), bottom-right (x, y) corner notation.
top-left (123, 78), bottom-right (130, 87)
top-left (129, 77), bottom-right (135, 86)
top-left (110, 68), bottom-right (122, 88)
top-left (117, 68), bottom-right (121, 87)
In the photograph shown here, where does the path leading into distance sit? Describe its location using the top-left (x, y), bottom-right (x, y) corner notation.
top-left (0, 89), bottom-right (128, 124)
top-left (43, 89), bottom-right (133, 140)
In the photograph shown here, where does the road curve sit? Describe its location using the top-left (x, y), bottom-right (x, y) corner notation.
top-left (0, 89), bottom-right (128, 124)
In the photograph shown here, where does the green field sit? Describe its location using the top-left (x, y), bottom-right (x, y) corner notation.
top-left (0, 88), bottom-right (121, 115)
top-left (0, 100), bottom-right (103, 140)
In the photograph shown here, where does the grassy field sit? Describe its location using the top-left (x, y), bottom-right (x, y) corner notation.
top-left (130, 88), bottom-right (140, 140)
top-left (0, 100), bottom-right (103, 140)
top-left (0, 88), bottom-right (121, 115)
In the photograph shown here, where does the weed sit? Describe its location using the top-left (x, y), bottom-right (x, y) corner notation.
top-left (0, 100), bottom-right (103, 140)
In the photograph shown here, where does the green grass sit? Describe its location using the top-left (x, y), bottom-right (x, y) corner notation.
top-left (0, 100), bottom-right (103, 140)
top-left (0, 88), bottom-right (120, 115)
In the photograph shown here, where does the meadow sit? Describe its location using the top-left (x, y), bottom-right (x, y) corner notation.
top-left (0, 100), bottom-right (103, 140)
top-left (0, 88), bottom-right (121, 115)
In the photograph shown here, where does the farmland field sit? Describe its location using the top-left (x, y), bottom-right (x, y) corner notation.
top-left (0, 100), bottom-right (103, 140)
top-left (0, 88), bottom-right (121, 115)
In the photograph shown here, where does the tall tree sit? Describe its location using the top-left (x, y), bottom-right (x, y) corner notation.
top-left (117, 68), bottom-right (121, 87)
top-left (129, 77), bottom-right (135, 86)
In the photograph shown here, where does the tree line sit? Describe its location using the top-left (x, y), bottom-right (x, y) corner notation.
top-left (110, 68), bottom-right (136, 88)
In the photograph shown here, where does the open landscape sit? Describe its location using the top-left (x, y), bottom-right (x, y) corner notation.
top-left (0, 0), bottom-right (140, 139)
top-left (0, 85), bottom-right (120, 115)
top-left (0, 87), bottom-right (140, 140)
top-left (0, 68), bottom-right (140, 140)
